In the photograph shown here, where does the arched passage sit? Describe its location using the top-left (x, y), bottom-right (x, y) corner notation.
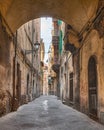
top-left (0, 0), bottom-right (102, 120)
top-left (0, 0), bottom-right (99, 32)
top-left (88, 56), bottom-right (98, 117)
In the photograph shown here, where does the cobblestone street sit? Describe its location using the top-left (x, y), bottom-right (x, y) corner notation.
top-left (0, 95), bottom-right (104, 130)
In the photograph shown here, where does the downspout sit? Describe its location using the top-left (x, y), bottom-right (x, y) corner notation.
top-left (12, 31), bottom-right (17, 111)
top-left (31, 20), bottom-right (35, 97)
top-left (32, 20), bottom-right (34, 67)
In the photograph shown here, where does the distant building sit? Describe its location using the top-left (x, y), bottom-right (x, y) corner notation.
top-left (48, 44), bottom-right (56, 95)
top-left (43, 65), bottom-right (48, 95)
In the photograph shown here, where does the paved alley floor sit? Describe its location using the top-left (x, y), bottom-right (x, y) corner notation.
top-left (0, 95), bottom-right (104, 130)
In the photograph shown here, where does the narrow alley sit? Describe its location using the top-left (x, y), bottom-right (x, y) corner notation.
top-left (1, 0), bottom-right (104, 128)
top-left (0, 95), bottom-right (104, 130)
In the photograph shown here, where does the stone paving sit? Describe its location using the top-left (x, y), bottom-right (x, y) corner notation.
top-left (0, 95), bottom-right (104, 130)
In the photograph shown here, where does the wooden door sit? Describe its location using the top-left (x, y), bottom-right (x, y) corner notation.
top-left (69, 73), bottom-right (73, 102)
top-left (88, 57), bottom-right (97, 117)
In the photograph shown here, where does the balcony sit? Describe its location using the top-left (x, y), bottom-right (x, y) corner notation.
top-left (64, 42), bottom-right (76, 53)
top-left (52, 64), bottom-right (60, 73)
top-left (52, 36), bottom-right (59, 45)
top-left (52, 58), bottom-right (60, 73)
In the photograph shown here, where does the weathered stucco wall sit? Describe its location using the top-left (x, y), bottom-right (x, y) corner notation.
top-left (0, 18), bottom-right (41, 115)
top-left (0, 20), bottom-right (14, 116)
top-left (16, 18), bottom-right (41, 104)
top-left (80, 29), bottom-right (104, 121)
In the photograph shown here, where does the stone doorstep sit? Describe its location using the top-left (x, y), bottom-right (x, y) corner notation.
top-left (62, 98), bottom-right (74, 107)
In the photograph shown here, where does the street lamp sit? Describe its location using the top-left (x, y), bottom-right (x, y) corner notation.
top-left (34, 41), bottom-right (40, 51)
top-left (48, 75), bottom-right (52, 85)
top-left (25, 41), bottom-right (40, 55)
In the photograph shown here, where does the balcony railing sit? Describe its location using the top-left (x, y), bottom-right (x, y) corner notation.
top-left (64, 43), bottom-right (76, 53)
top-left (52, 36), bottom-right (59, 45)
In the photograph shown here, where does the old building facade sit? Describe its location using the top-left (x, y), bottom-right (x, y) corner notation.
top-left (15, 19), bottom-right (41, 107)
top-left (0, 16), bottom-right (42, 115)
top-left (43, 64), bottom-right (48, 95)
top-left (40, 39), bottom-right (45, 95)
top-left (48, 44), bottom-right (56, 95)
top-left (50, 11), bottom-right (104, 123)
top-left (59, 3), bottom-right (104, 123)
top-left (51, 19), bottom-right (60, 97)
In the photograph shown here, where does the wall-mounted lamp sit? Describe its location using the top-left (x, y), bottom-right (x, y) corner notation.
top-left (34, 41), bottom-right (40, 51)
top-left (25, 41), bottom-right (40, 55)
top-left (48, 75), bottom-right (52, 85)
top-left (48, 50), bottom-right (52, 54)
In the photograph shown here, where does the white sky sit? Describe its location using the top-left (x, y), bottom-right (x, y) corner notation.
top-left (41, 17), bottom-right (52, 63)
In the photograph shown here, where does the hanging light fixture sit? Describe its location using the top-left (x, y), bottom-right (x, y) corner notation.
top-left (25, 41), bottom-right (40, 55)
top-left (34, 41), bottom-right (40, 51)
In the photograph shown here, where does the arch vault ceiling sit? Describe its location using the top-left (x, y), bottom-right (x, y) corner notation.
top-left (0, 0), bottom-right (99, 32)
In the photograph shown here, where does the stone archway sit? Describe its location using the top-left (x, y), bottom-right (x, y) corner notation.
top-left (0, 0), bottom-right (99, 32)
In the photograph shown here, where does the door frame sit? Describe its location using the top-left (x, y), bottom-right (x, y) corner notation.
top-left (88, 56), bottom-right (98, 118)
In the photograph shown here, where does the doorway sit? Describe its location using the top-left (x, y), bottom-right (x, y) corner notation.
top-left (69, 72), bottom-right (73, 102)
top-left (27, 74), bottom-right (29, 95)
top-left (16, 63), bottom-right (21, 103)
top-left (88, 56), bottom-right (98, 117)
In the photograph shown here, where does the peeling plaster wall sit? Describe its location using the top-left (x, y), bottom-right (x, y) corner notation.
top-left (0, 20), bottom-right (14, 116)
top-left (17, 21), bottom-right (35, 104)
top-left (80, 29), bottom-right (104, 121)
top-left (0, 18), bottom-right (41, 115)
top-left (17, 19), bottom-right (41, 102)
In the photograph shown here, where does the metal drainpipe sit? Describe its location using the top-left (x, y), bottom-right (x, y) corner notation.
top-left (32, 20), bottom-right (34, 67)
top-left (12, 30), bottom-right (17, 110)
top-left (31, 20), bottom-right (35, 97)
